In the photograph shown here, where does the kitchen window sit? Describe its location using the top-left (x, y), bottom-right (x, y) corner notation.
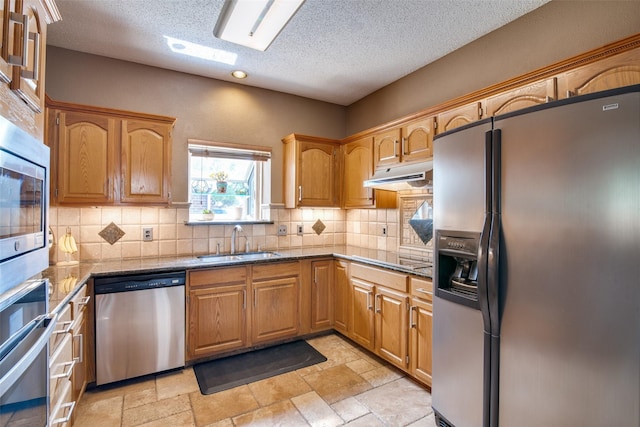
top-left (188, 140), bottom-right (271, 222)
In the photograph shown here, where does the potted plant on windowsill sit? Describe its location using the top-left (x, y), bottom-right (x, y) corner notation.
top-left (201, 209), bottom-right (214, 221)
top-left (211, 171), bottom-right (229, 193)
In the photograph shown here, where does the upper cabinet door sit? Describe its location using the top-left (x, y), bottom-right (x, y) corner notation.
top-left (0, 0), bottom-right (18, 83)
top-left (56, 110), bottom-right (116, 205)
top-left (10, 0), bottom-right (47, 113)
top-left (298, 140), bottom-right (338, 207)
top-left (120, 119), bottom-right (172, 204)
top-left (485, 78), bottom-right (557, 117)
top-left (401, 117), bottom-right (433, 163)
top-left (373, 128), bottom-right (401, 168)
top-left (559, 48), bottom-right (640, 98)
top-left (436, 101), bottom-right (483, 134)
top-left (343, 137), bottom-right (374, 208)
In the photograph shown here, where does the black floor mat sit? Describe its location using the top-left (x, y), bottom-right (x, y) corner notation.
top-left (193, 340), bottom-right (327, 395)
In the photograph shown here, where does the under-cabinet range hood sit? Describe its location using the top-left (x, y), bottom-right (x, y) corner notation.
top-left (363, 160), bottom-right (433, 191)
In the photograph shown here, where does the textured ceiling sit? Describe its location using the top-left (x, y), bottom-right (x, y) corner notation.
top-left (46, 0), bottom-right (550, 106)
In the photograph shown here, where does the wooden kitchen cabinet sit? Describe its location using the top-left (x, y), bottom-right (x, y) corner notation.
top-left (350, 263), bottom-right (410, 369)
top-left (342, 136), bottom-right (397, 209)
top-left (251, 262), bottom-right (300, 344)
top-left (373, 116), bottom-right (434, 169)
top-left (375, 286), bottom-right (409, 370)
top-left (49, 284), bottom-right (88, 427)
top-left (120, 118), bottom-right (172, 204)
top-left (436, 101), bottom-right (483, 134)
top-left (409, 276), bottom-right (433, 387)
top-left (559, 47), bottom-right (640, 98)
top-left (485, 77), bottom-right (557, 117)
top-left (187, 267), bottom-right (248, 360)
top-left (282, 133), bottom-right (340, 208)
top-left (46, 97), bottom-right (175, 206)
top-left (310, 259), bottom-right (333, 331)
top-left (52, 109), bottom-right (116, 205)
top-left (10, 0), bottom-right (48, 113)
top-left (70, 284), bottom-right (90, 420)
top-left (0, 0), bottom-right (18, 84)
top-left (333, 259), bottom-right (350, 335)
top-left (350, 277), bottom-right (375, 351)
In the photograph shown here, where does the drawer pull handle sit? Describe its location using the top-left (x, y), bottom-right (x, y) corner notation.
top-left (51, 359), bottom-right (77, 380)
top-left (74, 333), bottom-right (84, 363)
top-left (409, 306), bottom-right (417, 328)
top-left (53, 320), bottom-right (73, 335)
top-left (415, 288), bottom-right (431, 294)
top-left (51, 401), bottom-right (76, 425)
top-left (78, 296), bottom-right (91, 306)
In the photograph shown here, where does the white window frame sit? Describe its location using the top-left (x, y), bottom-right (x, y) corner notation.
top-left (187, 139), bottom-right (271, 223)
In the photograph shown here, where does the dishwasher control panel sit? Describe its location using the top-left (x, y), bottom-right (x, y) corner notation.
top-left (94, 271), bottom-right (186, 294)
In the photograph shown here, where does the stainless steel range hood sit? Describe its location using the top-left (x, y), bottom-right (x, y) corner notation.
top-left (363, 160), bottom-right (433, 191)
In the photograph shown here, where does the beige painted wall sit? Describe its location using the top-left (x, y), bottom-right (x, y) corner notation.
top-left (346, 1), bottom-right (640, 135)
top-left (44, 47), bottom-right (346, 204)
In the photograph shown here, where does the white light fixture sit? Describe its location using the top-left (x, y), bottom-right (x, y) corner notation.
top-left (164, 35), bottom-right (237, 65)
top-left (231, 70), bottom-right (248, 79)
top-left (214, 0), bottom-right (305, 51)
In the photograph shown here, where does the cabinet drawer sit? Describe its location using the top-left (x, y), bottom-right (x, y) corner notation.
top-left (70, 284), bottom-right (90, 319)
top-left (252, 262), bottom-right (299, 280)
top-left (50, 303), bottom-right (72, 351)
top-left (189, 266), bottom-right (247, 287)
top-left (410, 277), bottom-right (433, 302)
top-left (50, 332), bottom-right (73, 405)
top-left (351, 263), bottom-right (408, 293)
top-left (49, 379), bottom-right (74, 427)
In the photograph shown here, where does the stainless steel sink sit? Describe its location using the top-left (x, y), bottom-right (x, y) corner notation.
top-left (197, 251), bottom-right (281, 262)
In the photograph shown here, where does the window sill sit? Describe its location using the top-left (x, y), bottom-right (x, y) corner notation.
top-left (185, 219), bottom-right (274, 226)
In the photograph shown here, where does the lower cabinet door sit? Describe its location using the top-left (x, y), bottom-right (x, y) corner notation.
top-left (350, 279), bottom-right (375, 350)
top-left (375, 287), bottom-right (409, 369)
top-left (251, 276), bottom-right (299, 344)
top-left (410, 297), bottom-right (433, 386)
top-left (188, 284), bottom-right (247, 359)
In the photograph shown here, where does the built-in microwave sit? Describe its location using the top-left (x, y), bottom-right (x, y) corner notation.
top-left (0, 116), bottom-right (49, 295)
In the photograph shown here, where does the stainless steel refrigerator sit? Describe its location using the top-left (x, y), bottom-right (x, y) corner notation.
top-left (431, 85), bottom-right (640, 427)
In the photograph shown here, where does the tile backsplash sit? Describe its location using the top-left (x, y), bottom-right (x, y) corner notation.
top-left (48, 205), bottom-right (428, 264)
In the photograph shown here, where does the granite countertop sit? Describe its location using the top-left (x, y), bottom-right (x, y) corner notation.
top-left (42, 245), bottom-right (433, 314)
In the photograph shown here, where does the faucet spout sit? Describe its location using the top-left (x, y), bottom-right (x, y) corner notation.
top-left (231, 224), bottom-right (242, 254)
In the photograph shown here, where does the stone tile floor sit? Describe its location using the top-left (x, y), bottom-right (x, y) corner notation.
top-left (75, 333), bottom-right (436, 426)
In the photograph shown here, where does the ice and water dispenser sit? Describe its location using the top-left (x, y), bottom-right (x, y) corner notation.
top-left (435, 230), bottom-right (481, 309)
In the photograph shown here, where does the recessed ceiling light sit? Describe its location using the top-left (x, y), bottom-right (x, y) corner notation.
top-left (214, 0), bottom-right (305, 51)
top-left (231, 70), bottom-right (248, 79)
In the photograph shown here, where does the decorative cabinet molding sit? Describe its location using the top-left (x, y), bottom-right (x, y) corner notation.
top-left (46, 97), bottom-right (175, 206)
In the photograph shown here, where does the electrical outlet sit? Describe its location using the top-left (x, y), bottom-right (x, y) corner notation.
top-left (297, 224), bottom-right (303, 236)
top-left (382, 226), bottom-right (387, 236)
top-left (142, 227), bottom-right (153, 242)
top-left (277, 224), bottom-right (288, 236)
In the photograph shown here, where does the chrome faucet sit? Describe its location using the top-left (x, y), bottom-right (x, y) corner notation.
top-left (231, 224), bottom-right (242, 254)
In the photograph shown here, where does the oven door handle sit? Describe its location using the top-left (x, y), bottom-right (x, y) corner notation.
top-left (0, 312), bottom-right (57, 396)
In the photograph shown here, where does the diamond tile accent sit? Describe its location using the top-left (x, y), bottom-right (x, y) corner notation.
top-left (312, 220), bottom-right (326, 235)
top-left (99, 222), bottom-right (126, 245)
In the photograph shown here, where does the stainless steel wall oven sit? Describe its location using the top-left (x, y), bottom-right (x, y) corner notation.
top-left (0, 115), bottom-right (50, 295)
top-left (0, 279), bottom-right (56, 426)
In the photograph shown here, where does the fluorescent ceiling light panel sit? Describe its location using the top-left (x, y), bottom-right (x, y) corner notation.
top-left (164, 35), bottom-right (237, 65)
top-left (214, 0), bottom-right (305, 51)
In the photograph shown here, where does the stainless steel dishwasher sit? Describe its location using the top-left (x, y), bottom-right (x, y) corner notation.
top-left (94, 271), bottom-right (186, 385)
